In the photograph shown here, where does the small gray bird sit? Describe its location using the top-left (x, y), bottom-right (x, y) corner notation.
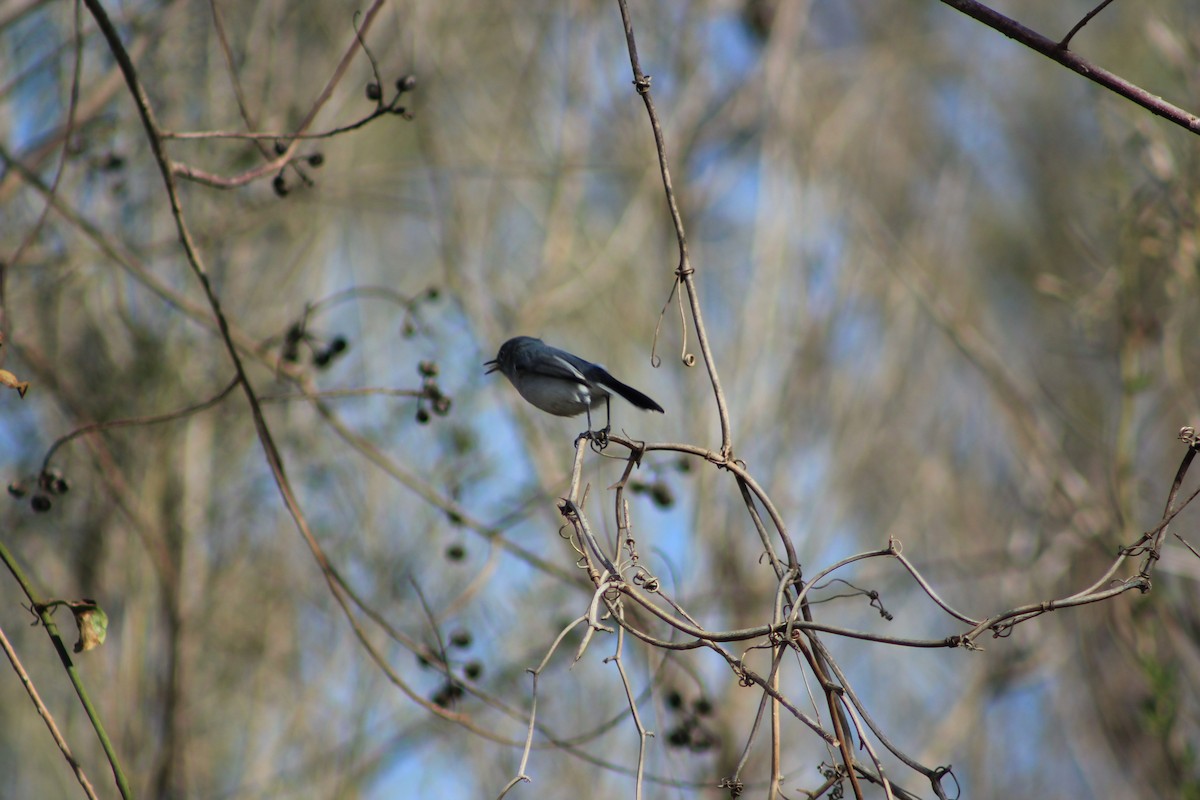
top-left (485, 336), bottom-right (664, 434)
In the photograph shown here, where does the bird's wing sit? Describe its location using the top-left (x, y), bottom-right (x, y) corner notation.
top-left (514, 345), bottom-right (591, 385)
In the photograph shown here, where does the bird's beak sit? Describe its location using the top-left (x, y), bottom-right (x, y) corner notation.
top-left (483, 358), bottom-right (499, 374)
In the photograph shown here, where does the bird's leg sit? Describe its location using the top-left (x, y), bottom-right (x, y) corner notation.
top-left (578, 400), bottom-right (609, 450)
top-left (587, 397), bottom-right (610, 449)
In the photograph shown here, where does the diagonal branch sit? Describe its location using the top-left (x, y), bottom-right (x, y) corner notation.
top-left (939, 0), bottom-right (1200, 134)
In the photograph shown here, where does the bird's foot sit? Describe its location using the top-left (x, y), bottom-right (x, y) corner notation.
top-left (577, 426), bottom-right (610, 451)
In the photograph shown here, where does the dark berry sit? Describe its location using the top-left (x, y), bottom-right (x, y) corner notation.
top-left (432, 681), bottom-right (463, 708)
top-left (650, 482), bottom-right (674, 508)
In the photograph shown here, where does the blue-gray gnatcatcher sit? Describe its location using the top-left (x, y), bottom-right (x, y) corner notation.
top-left (485, 336), bottom-right (664, 433)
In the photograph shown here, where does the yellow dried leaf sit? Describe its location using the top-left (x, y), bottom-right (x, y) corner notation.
top-left (68, 600), bottom-right (109, 653)
top-left (0, 369), bottom-right (29, 398)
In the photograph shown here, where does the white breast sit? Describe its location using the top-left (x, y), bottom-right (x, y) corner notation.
top-left (514, 374), bottom-right (608, 417)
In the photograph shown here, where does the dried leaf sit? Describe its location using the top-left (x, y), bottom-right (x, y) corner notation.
top-left (0, 369), bottom-right (29, 398)
top-left (68, 600), bottom-right (109, 652)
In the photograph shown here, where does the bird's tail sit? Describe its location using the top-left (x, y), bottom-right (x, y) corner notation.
top-left (600, 373), bottom-right (664, 413)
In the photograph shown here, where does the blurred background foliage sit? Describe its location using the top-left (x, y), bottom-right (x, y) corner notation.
top-left (2, 0), bottom-right (1199, 797)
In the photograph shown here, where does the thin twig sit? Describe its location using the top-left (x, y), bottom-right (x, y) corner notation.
top-left (614, 0), bottom-right (735, 457)
top-left (1149, 440), bottom-right (1197, 554)
top-left (1058, 0), bottom-right (1116, 50)
top-left (606, 622), bottom-right (651, 800)
top-left (0, 620), bottom-right (100, 800)
top-left (41, 377), bottom-right (240, 474)
top-left (962, 577), bottom-right (1148, 642)
top-left (3, 0), bottom-right (84, 358)
top-left (890, 548), bottom-right (984, 626)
